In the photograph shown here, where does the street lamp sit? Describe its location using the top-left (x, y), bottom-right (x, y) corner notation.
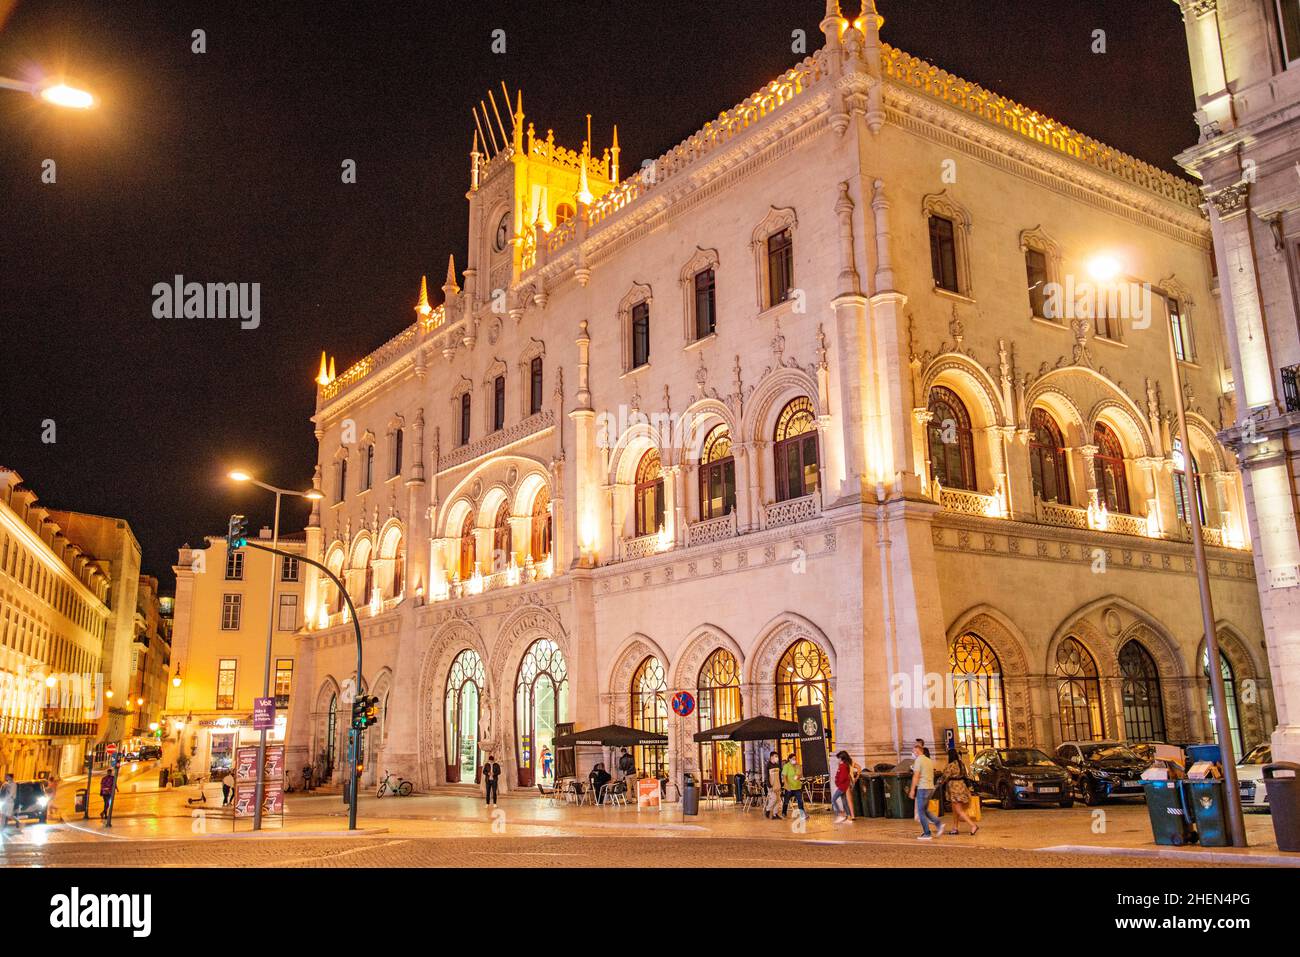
top-left (0, 76), bottom-right (96, 108)
top-left (1090, 256), bottom-right (1247, 846)
top-left (227, 469), bottom-right (323, 831)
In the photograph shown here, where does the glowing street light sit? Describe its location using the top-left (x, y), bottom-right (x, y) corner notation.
top-left (1086, 253), bottom-right (1122, 283)
top-left (0, 76), bottom-right (96, 109)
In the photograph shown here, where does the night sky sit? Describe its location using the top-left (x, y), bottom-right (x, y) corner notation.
top-left (0, 0), bottom-right (1198, 589)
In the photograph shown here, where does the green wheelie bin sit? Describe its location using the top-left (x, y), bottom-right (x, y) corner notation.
top-left (862, 773), bottom-right (886, 818)
top-left (1142, 779), bottom-right (1195, 845)
top-left (883, 771), bottom-right (915, 819)
top-left (1182, 779), bottom-right (1229, 847)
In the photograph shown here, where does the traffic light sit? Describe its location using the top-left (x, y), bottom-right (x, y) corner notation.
top-left (226, 514), bottom-right (247, 550)
top-left (350, 695), bottom-right (379, 730)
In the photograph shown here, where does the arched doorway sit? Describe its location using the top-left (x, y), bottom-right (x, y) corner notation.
top-left (1119, 640), bottom-right (1165, 743)
top-left (630, 656), bottom-right (668, 779)
top-left (445, 649), bottom-right (486, 784)
top-left (697, 648), bottom-right (743, 785)
top-left (775, 638), bottom-right (834, 760)
top-left (515, 638), bottom-right (569, 787)
top-left (950, 632), bottom-right (1007, 756)
top-left (1055, 637), bottom-right (1104, 742)
top-left (316, 692), bottom-right (338, 780)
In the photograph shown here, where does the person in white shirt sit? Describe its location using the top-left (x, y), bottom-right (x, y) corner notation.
top-left (908, 742), bottom-right (945, 840)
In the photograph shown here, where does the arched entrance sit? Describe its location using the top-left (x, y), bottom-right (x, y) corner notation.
top-left (445, 649), bottom-right (485, 784)
top-left (515, 638), bottom-right (568, 787)
top-left (950, 632), bottom-right (1007, 756)
top-left (697, 648), bottom-right (743, 785)
top-left (775, 638), bottom-right (834, 760)
top-left (630, 656), bottom-right (668, 778)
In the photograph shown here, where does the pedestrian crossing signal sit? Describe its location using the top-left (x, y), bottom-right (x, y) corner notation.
top-left (227, 514), bottom-right (247, 550)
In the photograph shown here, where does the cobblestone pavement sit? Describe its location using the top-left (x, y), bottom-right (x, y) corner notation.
top-left (0, 834), bottom-right (1253, 867)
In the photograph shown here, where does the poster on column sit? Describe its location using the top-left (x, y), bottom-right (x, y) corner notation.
top-left (796, 705), bottom-right (829, 776)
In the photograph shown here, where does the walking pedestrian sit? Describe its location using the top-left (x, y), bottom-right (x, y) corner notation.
top-left (483, 754), bottom-right (501, 806)
top-left (0, 773), bottom-right (22, 832)
top-left (831, 751), bottom-right (853, 824)
top-left (908, 741), bottom-right (944, 840)
top-left (939, 747), bottom-right (978, 835)
top-left (763, 751), bottom-right (782, 819)
top-left (301, 763), bottom-right (313, 791)
top-left (98, 769), bottom-right (115, 820)
top-left (780, 751), bottom-right (807, 820)
top-left (221, 770), bottom-right (235, 806)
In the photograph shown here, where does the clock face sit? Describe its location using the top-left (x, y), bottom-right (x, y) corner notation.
top-left (494, 212), bottom-right (510, 253)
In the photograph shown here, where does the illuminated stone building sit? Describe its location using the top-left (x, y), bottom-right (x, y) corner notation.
top-left (0, 470), bottom-right (114, 779)
top-left (1175, 0), bottom-right (1300, 764)
top-left (164, 531), bottom-right (308, 776)
top-left (127, 576), bottom-right (171, 748)
top-left (291, 1), bottom-right (1273, 792)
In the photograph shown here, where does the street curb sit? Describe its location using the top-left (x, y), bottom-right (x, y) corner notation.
top-left (1038, 843), bottom-right (1300, 867)
top-left (56, 815), bottom-right (390, 842)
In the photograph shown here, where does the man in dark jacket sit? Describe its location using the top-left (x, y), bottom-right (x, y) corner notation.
top-left (483, 755), bottom-right (502, 806)
top-left (99, 769), bottom-right (116, 819)
top-left (617, 748), bottom-right (635, 783)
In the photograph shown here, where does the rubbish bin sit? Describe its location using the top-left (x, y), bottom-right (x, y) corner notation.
top-left (863, 774), bottom-right (886, 817)
top-left (158, 768), bottom-right (169, 789)
top-left (342, 778), bottom-right (352, 806)
top-left (1264, 762), bottom-right (1300, 852)
top-left (850, 776), bottom-right (866, 817)
top-left (73, 789), bottom-right (87, 814)
top-left (681, 773), bottom-right (699, 816)
top-left (883, 771), bottom-right (915, 819)
top-left (1142, 780), bottom-right (1195, 846)
top-left (1182, 778), bottom-right (1229, 847)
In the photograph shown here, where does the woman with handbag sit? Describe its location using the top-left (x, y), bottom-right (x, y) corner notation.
top-left (939, 747), bottom-right (979, 835)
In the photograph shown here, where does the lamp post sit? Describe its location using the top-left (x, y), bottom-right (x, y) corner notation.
top-left (0, 76), bottom-right (95, 108)
top-left (228, 470), bottom-right (323, 831)
top-left (1087, 259), bottom-right (1247, 847)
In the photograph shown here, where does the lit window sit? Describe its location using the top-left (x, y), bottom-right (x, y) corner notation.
top-left (220, 594), bottom-right (242, 631)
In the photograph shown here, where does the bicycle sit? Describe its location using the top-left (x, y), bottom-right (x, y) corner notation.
top-left (376, 769), bottom-right (413, 797)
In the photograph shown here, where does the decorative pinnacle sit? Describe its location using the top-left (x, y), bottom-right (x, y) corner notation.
top-left (443, 254), bottom-right (460, 295)
top-left (316, 351), bottom-right (331, 386)
top-left (416, 275), bottom-right (431, 316)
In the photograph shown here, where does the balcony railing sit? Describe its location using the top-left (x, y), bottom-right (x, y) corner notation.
top-left (763, 494), bottom-right (822, 529)
top-left (621, 532), bottom-right (668, 562)
top-left (938, 487), bottom-right (1002, 518)
top-left (686, 512), bottom-right (737, 547)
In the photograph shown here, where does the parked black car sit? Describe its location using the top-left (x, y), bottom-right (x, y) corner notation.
top-left (1054, 742), bottom-right (1150, 805)
top-left (138, 744), bottom-right (162, 761)
top-left (970, 748), bottom-right (1073, 808)
top-left (12, 781), bottom-right (51, 823)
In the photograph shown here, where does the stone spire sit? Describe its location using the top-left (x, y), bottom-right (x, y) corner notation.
top-left (415, 274), bottom-right (431, 316)
top-left (316, 351), bottom-right (330, 386)
top-left (442, 255), bottom-right (460, 297)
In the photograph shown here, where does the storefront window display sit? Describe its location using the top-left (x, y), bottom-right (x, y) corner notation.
top-left (515, 638), bottom-right (568, 788)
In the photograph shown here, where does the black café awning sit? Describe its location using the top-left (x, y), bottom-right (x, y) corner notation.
top-left (692, 715), bottom-right (800, 743)
top-left (553, 724), bottom-right (669, 748)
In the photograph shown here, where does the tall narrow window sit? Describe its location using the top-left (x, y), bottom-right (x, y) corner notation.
top-left (766, 228), bottom-right (794, 306)
top-left (458, 512), bottom-right (477, 581)
top-left (492, 501), bottom-right (512, 572)
top-left (1029, 408), bottom-right (1070, 504)
top-left (698, 424), bottom-right (736, 519)
top-left (529, 356), bottom-right (544, 415)
top-left (273, 659), bottom-right (293, 708)
top-left (391, 428), bottom-right (404, 477)
top-left (277, 593), bottom-right (299, 632)
top-left (1025, 248), bottom-right (1049, 318)
top-left (225, 549), bottom-right (244, 581)
top-left (459, 393), bottom-right (471, 446)
top-left (280, 556), bottom-right (300, 581)
top-left (927, 386), bottom-right (976, 492)
top-left (773, 397), bottom-right (820, 502)
top-left (630, 656), bottom-right (668, 779)
top-left (337, 460), bottom-right (347, 502)
top-left (694, 268), bottom-right (717, 339)
top-left (1172, 438), bottom-right (1207, 526)
top-left (697, 648), bottom-right (743, 785)
top-left (530, 488), bottom-right (552, 562)
top-left (221, 594), bottom-right (242, 631)
top-left (1277, 0), bottom-right (1300, 64)
top-left (634, 450), bottom-right (665, 537)
top-left (1055, 637), bottom-right (1104, 742)
top-left (362, 444), bottom-right (375, 491)
top-left (950, 633), bottom-right (1007, 755)
top-left (216, 658), bottom-right (237, 709)
top-left (1119, 640), bottom-right (1165, 743)
top-left (493, 375), bottom-right (506, 432)
top-left (1169, 298), bottom-right (1192, 361)
top-left (1092, 423), bottom-right (1131, 514)
top-left (631, 302), bottom-right (651, 369)
top-left (929, 215), bottom-right (959, 293)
